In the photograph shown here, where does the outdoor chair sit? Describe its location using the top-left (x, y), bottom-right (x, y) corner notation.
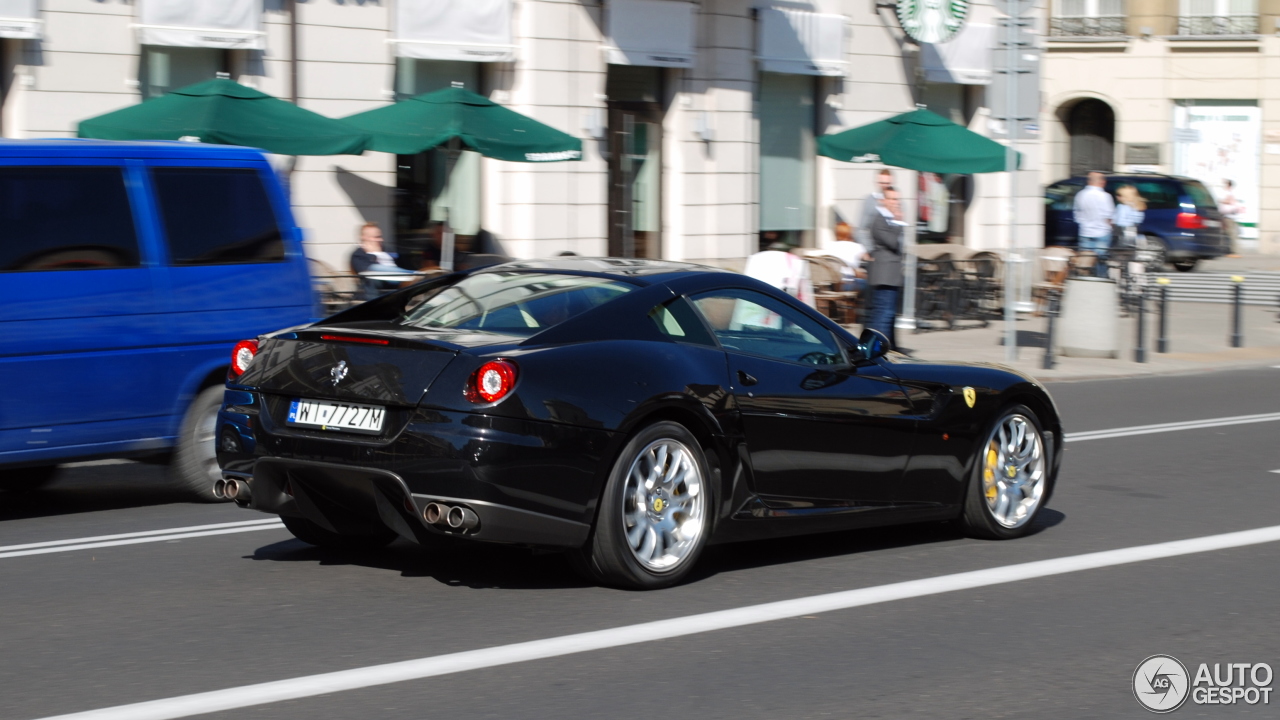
top-left (805, 255), bottom-right (860, 325)
top-left (308, 258), bottom-right (361, 315)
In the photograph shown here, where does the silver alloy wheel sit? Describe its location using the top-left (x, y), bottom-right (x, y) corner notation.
top-left (980, 414), bottom-right (1046, 529)
top-left (621, 438), bottom-right (706, 571)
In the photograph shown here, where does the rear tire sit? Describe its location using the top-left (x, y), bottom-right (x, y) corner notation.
top-left (1, 465), bottom-right (57, 493)
top-left (575, 421), bottom-right (712, 590)
top-left (280, 515), bottom-right (397, 551)
top-left (170, 385), bottom-right (227, 502)
top-left (960, 404), bottom-right (1052, 540)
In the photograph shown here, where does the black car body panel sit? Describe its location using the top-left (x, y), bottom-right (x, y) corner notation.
top-left (219, 259), bottom-right (1062, 551)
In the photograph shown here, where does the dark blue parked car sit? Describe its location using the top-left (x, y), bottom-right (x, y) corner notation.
top-left (0, 140), bottom-right (314, 499)
top-left (1044, 173), bottom-right (1230, 272)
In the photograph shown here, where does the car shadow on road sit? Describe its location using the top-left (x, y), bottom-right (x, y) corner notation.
top-left (245, 508), bottom-right (1066, 591)
top-left (0, 462), bottom-right (192, 522)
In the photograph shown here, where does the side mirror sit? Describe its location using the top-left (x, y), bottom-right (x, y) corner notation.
top-left (856, 327), bottom-right (891, 362)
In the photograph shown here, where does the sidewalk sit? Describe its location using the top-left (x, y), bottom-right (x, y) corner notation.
top-left (877, 302), bottom-right (1280, 382)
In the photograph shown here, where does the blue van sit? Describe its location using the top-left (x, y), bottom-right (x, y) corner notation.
top-left (0, 140), bottom-right (314, 500)
top-left (1044, 172), bottom-right (1230, 272)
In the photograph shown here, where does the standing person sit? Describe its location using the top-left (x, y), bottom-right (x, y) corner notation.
top-left (1073, 171), bottom-right (1115, 278)
top-left (866, 188), bottom-right (905, 348)
top-left (858, 168), bottom-right (894, 247)
top-left (1112, 184), bottom-right (1146, 247)
top-left (1218, 178), bottom-right (1245, 255)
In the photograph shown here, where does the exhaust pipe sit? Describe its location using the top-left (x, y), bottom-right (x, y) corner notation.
top-left (213, 479), bottom-right (227, 499)
top-left (224, 479), bottom-right (241, 500)
top-left (423, 502), bottom-right (448, 525)
top-left (224, 478), bottom-right (252, 507)
top-left (446, 506), bottom-right (480, 531)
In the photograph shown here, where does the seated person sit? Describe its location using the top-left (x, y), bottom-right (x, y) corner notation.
top-left (824, 221), bottom-right (869, 293)
top-left (350, 221), bottom-right (415, 297)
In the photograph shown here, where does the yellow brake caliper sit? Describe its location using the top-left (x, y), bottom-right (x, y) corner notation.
top-left (984, 442), bottom-right (999, 501)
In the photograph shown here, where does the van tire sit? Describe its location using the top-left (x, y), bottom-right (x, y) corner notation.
top-left (170, 385), bottom-right (227, 503)
top-left (1, 465), bottom-right (57, 493)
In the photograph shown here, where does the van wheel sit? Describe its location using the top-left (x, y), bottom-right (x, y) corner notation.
top-left (170, 385), bottom-right (227, 502)
top-left (1172, 259), bottom-right (1198, 273)
top-left (1, 466), bottom-right (57, 493)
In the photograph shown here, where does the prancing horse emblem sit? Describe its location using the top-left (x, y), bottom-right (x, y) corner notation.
top-left (330, 360), bottom-right (349, 386)
top-left (962, 387), bottom-right (976, 408)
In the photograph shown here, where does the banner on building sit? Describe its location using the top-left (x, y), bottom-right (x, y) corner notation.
top-left (137, 0), bottom-right (264, 49)
top-left (1173, 103), bottom-right (1260, 240)
top-left (0, 0), bottom-right (40, 39)
top-left (756, 8), bottom-right (846, 76)
top-left (606, 0), bottom-right (695, 68)
top-left (392, 0), bottom-right (515, 62)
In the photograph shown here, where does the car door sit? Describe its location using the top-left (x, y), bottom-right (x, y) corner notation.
top-left (688, 288), bottom-right (916, 506)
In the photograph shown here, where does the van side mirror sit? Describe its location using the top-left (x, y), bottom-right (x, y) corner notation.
top-left (855, 327), bottom-right (891, 362)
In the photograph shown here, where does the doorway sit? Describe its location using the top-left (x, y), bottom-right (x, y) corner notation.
top-left (1067, 98), bottom-right (1115, 176)
top-left (606, 65), bottom-right (663, 259)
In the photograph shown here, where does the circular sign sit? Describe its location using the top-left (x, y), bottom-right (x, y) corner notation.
top-left (1132, 655), bottom-right (1190, 713)
top-left (897, 0), bottom-right (970, 44)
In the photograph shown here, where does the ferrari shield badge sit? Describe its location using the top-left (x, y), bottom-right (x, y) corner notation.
top-left (962, 387), bottom-right (976, 408)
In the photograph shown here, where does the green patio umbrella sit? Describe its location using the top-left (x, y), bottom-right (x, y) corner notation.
top-left (340, 86), bottom-right (582, 161)
top-left (817, 108), bottom-right (1018, 174)
top-left (78, 79), bottom-right (370, 156)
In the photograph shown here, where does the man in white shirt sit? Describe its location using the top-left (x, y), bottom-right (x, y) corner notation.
top-left (857, 168), bottom-right (894, 247)
top-left (1073, 172), bottom-right (1115, 278)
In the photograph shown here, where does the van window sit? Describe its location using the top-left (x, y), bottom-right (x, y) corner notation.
top-left (1114, 180), bottom-right (1180, 211)
top-left (152, 168), bottom-right (284, 265)
top-left (1045, 181), bottom-right (1082, 211)
top-left (0, 166), bottom-right (140, 273)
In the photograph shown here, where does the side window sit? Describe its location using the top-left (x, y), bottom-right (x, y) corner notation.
top-left (0, 166), bottom-right (140, 273)
top-left (648, 297), bottom-right (716, 346)
top-left (1133, 181), bottom-right (1180, 210)
top-left (151, 168), bottom-right (284, 265)
top-left (690, 289), bottom-right (842, 365)
top-left (1046, 182), bottom-right (1082, 212)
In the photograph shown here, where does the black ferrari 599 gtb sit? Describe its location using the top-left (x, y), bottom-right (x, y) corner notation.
top-left (217, 258), bottom-right (1062, 589)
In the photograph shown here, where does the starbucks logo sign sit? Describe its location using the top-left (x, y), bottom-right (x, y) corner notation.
top-left (897, 0), bottom-right (970, 44)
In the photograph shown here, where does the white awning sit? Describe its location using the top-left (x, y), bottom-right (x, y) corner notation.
top-left (0, 0), bottom-right (40, 39)
top-left (605, 0), bottom-right (696, 68)
top-left (391, 0), bottom-right (515, 62)
top-left (921, 23), bottom-right (994, 85)
top-left (136, 0), bottom-right (264, 50)
top-left (756, 8), bottom-right (846, 76)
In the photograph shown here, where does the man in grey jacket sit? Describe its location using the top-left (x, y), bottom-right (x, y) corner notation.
top-left (857, 168), bottom-right (894, 246)
top-left (866, 187), bottom-right (905, 348)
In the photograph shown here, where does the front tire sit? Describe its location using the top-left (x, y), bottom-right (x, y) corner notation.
top-left (280, 515), bottom-right (397, 551)
top-left (170, 385), bottom-right (227, 502)
top-left (1, 465), bottom-right (57, 493)
top-left (576, 422), bottom-right (712, 590)
top-left (1172, 258), bottom-right (1198, 273)
top-left (961, 404), bottom-right (1052, 540)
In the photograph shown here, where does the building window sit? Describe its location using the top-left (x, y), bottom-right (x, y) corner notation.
top-left (1049, 0), bottom-right (1126, 38)
top-left (758, 72), bottom-right (816, 251)
top-left (394, 59), bottom-right (482, 265)
top-left (1179, 0), bottom-right (1258, 35)
top-left (139, 46), bottom-right (228, 99)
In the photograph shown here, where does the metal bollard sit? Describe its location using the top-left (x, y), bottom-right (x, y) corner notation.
top-left (1156, 278), bottom-right (1170, 353)
top-left (1043, 292), bottom-right (1057, 370)
top-left (1231, 275), bottom-right (1244, 348)
top-left (1134, 286), bottom-right (1147, 363)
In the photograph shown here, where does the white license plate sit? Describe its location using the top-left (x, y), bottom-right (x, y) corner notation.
top-left (287, 399), bottom-right (386, 434)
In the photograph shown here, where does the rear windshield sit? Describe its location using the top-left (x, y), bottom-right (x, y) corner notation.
top-left (1181, 181), bottom-right (1217, 209)
top-left (400, 272), bottom-right (633, 336)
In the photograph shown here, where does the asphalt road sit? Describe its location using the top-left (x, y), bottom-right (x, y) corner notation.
top-left (3, 366), bottom-right (1280, 719)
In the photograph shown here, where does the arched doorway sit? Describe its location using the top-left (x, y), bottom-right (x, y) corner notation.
top-left (1066, 99), bottom-right (1115, 176)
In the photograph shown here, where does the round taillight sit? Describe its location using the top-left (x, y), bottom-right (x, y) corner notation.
top-left (230, 339), bottom-right (259, 377)
top-left (466, 359), bottom-right (518, 403)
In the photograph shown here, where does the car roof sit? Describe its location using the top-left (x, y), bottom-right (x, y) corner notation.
top-left (0, 138), bottom-right (270, 161)
top-left (475, 257), bottom-right (732, 285)
top-left (1053, 172), bottom-right (1203, 185)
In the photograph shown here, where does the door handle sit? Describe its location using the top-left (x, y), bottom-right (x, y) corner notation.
top-left (737, 370), bottom-right (758, 386)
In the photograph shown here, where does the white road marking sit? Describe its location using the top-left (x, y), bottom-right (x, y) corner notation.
top-left (1065, 412), bottom-right (1280, 443)
top-left (1270, 469), bottom-right (1280, 475)
top-left (0, 519), bottom-right (284, 560)
top-left (35, 524), bottom-right (1280, 720)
